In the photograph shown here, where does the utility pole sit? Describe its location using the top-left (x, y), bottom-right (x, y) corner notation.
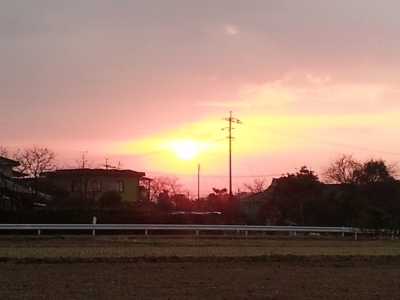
top-left (223, 111), bottom-right (242, 197)
top-left (197, 164), bottom-right (200, 201)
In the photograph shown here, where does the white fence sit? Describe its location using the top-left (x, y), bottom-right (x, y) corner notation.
top-left (0, 224), bottom-right (362, 239)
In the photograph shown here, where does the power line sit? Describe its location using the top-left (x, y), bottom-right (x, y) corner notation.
top-left (0, 122), bottom-right (123, 134)
top-left (144, 170), bottom-right (281, 178)
top-left (235, 141), bottom-right (257, 178)
top-left (245, 124), bottom-right (400, 157)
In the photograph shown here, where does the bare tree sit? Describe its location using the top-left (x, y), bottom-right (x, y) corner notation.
top-left (322, 154), bottom-right (361, 184)
top-left (149, 175), bottom-right (184, 202)
top-left (243, 178), bottom-right (268, 193)
top-left (0, 145), bottom-right (9, 158)
top-left (13, 145), bottom-right (57, 178)
top-left (323, 154), bottom-right (398, 184)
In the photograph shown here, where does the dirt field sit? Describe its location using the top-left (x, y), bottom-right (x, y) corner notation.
top-left (0, 236), bottom-right (399, 299)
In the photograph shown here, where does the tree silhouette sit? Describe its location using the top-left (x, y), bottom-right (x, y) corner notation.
top-left (243, 178), bottom-right (267, 193)
top-left (271, 166), bottom-right (322, 225)
top-left (0, 145), bottom-right (9, 158)
top-left (13, 145), bottom-right (56, 178)
top-left (149, 175), bottom-right (184, 202)
top-left (354, 159), bottom-right (395, 185)
top-left (322, 154), bottom-right (361, 184)
top-left (323, 154), bottom-right (397, 185)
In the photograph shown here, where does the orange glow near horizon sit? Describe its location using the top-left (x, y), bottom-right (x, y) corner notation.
top-left (103, 108), bottom-right (400, 183)
top-left (109, 133), bottom-right (224, 173)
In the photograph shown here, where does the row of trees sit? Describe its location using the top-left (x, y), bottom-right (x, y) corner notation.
top-left (1, 145), bottom-right (399, 229)
top-left (322, 154), bottom-right (397, 185)
top-left (3, 146), bottom-right (397, 183)
top-left (145, 156), bottom-right (399, 230)
top-left (3, 145), bottom-right (397, 189)
top-left (250, 159), bottom-right (400, 230)
top-left (320, 155), bottom-right (399, 230)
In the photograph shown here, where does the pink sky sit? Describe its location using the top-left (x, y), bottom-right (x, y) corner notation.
top-left (1, 1), bottom-right (400, 197)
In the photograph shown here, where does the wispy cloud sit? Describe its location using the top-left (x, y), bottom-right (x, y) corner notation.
top-left (225, 23), bottom-right (238, 35)
top-left (196, 72), bottom-right (400, 115)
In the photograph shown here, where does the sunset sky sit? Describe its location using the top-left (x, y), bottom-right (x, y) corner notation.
top-left (2, 1), bottom-right (400, 197)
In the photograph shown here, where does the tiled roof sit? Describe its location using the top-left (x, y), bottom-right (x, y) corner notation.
top-left (0, 173), bottom-right (33, 194)
top-left (0, 174), bottom-right (51, 200)
top-left (0, 156), bottom-right (20, 167)
top-left (42, 168), bottom-right (146, 177)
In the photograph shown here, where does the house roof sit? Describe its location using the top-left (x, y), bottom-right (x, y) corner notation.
top-left (140, 176), bottom-right (153, 181)
top-left (0, 173), bottom-right (32, 193)
top-left (42, 168), bottom-right (146, 178)
top-left (241, 178), bottom-right (279, 203)
top-left (12, 170), bottom-right (28, 177)
top-left (0, 173), bottom-right (51, 200)
top-left (0, 156), bottom-right (20, 167)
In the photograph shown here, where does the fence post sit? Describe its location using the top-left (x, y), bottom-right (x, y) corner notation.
top-left (354, 231), bottom-right (357, 241)
top-left (38, 229), bottom-right (41, 235)
top-left (92, 216), bottom-right (97, 236)
top-left (342, 226), bottom-right (344, 237)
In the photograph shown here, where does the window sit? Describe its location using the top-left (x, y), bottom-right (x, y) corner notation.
top-left (108, 180), bottom-right (124, 192)
top-left (91, 180), bottom-right (102, 192)
top-left (71, 180), bottom-right (81, 192)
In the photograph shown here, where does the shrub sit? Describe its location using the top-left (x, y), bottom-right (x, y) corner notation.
top-left (98, 191), bottom-right (122, 208)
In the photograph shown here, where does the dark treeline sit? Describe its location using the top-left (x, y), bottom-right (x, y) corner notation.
top-left (1, 148), bottom-right (399, 231)
top-left (246, 165), bottom-right (400, 231)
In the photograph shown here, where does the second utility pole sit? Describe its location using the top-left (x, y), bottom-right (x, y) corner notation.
top-left (224, 111), bottom-right (241, 197)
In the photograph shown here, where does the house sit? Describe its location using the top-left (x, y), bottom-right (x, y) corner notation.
top-left (41, 168), bottom-right (149, 203)
top-left (1, 156), bottom-right (21, 209)
top-left (241, 178), bottom-right (278, 221)
top-left (0, 156), bottom-right (20, 177)
top-left (0, 156), bottom-right (47, 210)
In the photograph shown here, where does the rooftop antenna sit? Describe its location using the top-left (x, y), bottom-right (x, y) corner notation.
top-left (78, 151), bottom-right (88, 169)
top-left (103, 158), bottom-right (116, 170)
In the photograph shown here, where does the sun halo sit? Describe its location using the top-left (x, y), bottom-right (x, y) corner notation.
top-left (172, 140), bottom-right (198, 161)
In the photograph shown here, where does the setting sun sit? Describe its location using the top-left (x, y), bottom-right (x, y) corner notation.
top-left (172, 140), bottom-right (198, 160)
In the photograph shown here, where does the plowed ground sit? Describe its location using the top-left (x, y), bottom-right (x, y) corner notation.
top-left (0, 236), bottom-right (399, 299)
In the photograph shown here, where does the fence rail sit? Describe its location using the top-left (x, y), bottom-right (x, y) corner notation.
top-left (0, 224), bottom-right (362, 239)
